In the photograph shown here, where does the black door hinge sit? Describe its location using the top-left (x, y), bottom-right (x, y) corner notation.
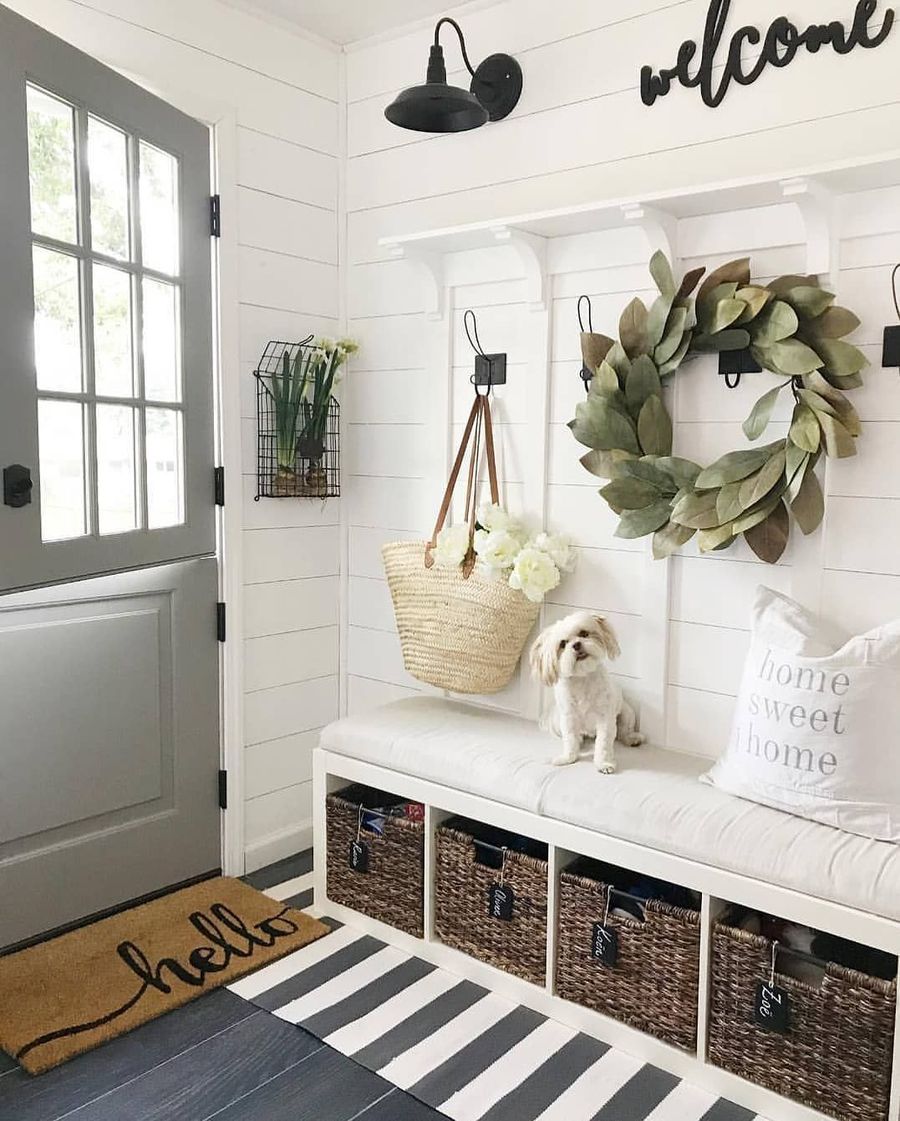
top-left (214, 465), bottom-right (225, 507)
top-left (216, 602), bottom-right (226, 642)
top-left (218, 769), bottom-right (228, 810)
top-left (210, 194), bottom-right (221, 238)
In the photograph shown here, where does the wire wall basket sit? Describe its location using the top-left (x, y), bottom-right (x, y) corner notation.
top-left (254, 339), bottom-right (341, 500)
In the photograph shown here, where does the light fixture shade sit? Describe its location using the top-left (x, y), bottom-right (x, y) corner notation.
top-left (384, 81), bottom-right (488, 133)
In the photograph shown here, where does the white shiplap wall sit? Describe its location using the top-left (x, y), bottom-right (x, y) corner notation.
top-left (343, 0), bottom-right (900, 758)
top-left (9, 0), bottom-right (341, 870)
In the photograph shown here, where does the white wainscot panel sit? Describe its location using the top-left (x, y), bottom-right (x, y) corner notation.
top-left (243, 576), bottom-right (339, 639)
top-left (238, 129), bottom-right (337, 210)
top-left (348, 675), bottom-right (421, 714)
top-left (843, 359), bottom-right (900, 423)
top-left (348, 424), bottom-right (431, 479)
top-left (350, 316), bottom-right (428, 371)
top-left (237, 188), bottom-right (337, 265)
top-left (549, 423), bottom-right (599, 487)
top-left (673, 420), bottom-right (790, 466)
top-left (245, 781), bottom-right (312, 845)
top-left (551, 289), bottom-right (656, 362)
top-left (243, 526), bottom-right (340, 584)
top-left (241, 479), bottom-right (341, 530)
top-left (244, 729), bottom-right (318, 800)
top-left (450, 422), bottom-right (527, 486)
top-left (348, 625), bottom-right (421, 690)
top-left (543, 604), bottom-right (641, 680)
top-left (452, 273), bottom-right (529, 308)
top-left (821, 570), bottom-right (900, 633)
top-left (827, 423), bottom-right (900, 498)
top-left (671, 555), bottom-right (793, 631)
top-left (448, 668), bottom-right (523, 715)
top-left (833, 264), bottom-right (898, 345)
top-left (244, 626), bottom-right (339, 693)
top-left (825, 497), bottom-right (900, 575)
top-left (666, 686), bottom-right (735, 760)
top-left (349, 259), bottom-right (427, 318)
top-left (547, 485), bottom-right (643, 552)
top-left (550, 361), bottom-right (587, 425)
top-left (346, 369), bottom-right (431, 425)
top-left (348, 476), bottom-right (432, 533)
top-left (451, 482), bottom-right (526, 524)
top-left (547, 547), bottom-right (643, 617)
top-left (668, 621), bottom-right (751, 698)
top-left (239, 305), bottom-right (338, 367)
top-left (244, 676), bottom-right (339, 746)
top-left (451, 304), bottom-right (530, 365)
top-left (238, 246), bottom-right (338, 320)
top-left (679, 205), bottom-right (802, 260)
top-left (675, 364), bottom-right (794, 426)
top-left (452, 367), bottom-right (528, 426)
top-left (349, 526), bottom-right (418, 579)
top-left (349, 575), bottom-right (397, 633)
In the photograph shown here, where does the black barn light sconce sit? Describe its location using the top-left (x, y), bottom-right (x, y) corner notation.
top-left (384, 17), bottom-right (522, 134)
top-left (883, 264), bottom-right (900, 369)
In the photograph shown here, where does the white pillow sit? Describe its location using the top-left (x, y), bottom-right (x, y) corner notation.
top-left (702, 587), bottom-right (900, 841)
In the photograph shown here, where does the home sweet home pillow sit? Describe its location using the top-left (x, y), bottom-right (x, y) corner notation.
top-left (703, 587), bottom-right (900, 841)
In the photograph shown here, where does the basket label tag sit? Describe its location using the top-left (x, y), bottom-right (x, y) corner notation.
top-left (349, 839), bottom-right (369, 874)
top-left (591, 922), bottom-right (619, 965)
top-left (488, 884), bottom-right (514, 921)
top-left (754, 981), bottom-right (791, 1033)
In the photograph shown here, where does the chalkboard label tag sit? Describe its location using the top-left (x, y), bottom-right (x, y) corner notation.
top-left (591, 922), bottom-right (619, 966)
top-left (754, 981), bottom-right (791, 1033)
top-left (488, 883), bottom-right (514, 921)
top-left (349, 839), bottom-right (369, 874)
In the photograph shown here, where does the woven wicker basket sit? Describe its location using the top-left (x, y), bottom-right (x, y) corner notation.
top-left (326, 785), bottom-right (424, 938)
top-left (382, 540), bottom-right (539, 694)
top-left (434, 819), bottom-right (548, 986)
top-left (708, 920), bottom-right (897, 1121)
top-left (555, 867), bottom-right (701, 1051)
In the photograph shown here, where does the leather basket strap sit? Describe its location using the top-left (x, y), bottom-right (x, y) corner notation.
top-left (424, 394), bottom-right (481, 567)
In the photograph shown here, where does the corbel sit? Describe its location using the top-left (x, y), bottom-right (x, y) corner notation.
top-left (490, 225), bottom-right (548, 312)
top-left (388, 244), bottom-right (446, 321)
top-left (621, 202), bottom-right (678, 263)
top-left (780, 177), bottom-right (838, 289)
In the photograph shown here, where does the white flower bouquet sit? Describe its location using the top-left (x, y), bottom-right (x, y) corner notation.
top-left (433, 503), bottom-right (576, 603)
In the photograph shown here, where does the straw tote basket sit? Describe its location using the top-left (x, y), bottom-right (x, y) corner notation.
top-left (382, 391), bottom-right (539, 695)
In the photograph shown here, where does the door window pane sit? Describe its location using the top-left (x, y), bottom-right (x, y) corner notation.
top-left (38, 399), bottom-right (86, 541)
top-left (142, 277), bottom-right (181, 401)
top-left (139, 142), bottom-right (178, 275)
top-left (146, 408), bottom-right (184, 528)
top-left (93, 264), bottom-right (134, 397)
top-left (27, 86), bottom-right (77, 244)
top-left (33, 246), bottom-right (83, 392)
top-left (88, 116), bottom-right (130, 260)
top-left (96, 405), bottom-right (137, 535)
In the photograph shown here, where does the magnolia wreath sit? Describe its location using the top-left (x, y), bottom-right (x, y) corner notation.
top-left (570, 253), bottom-right (867, 564)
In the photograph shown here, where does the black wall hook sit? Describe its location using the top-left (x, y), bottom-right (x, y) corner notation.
top-left (718, 347), bottom-right (762, 389)
top-left (883, 264), bottom-right (900, 369)
top-left (577, 295), bottom-right (595, 394)
top-left (464, 309), bottom-right (507, 395)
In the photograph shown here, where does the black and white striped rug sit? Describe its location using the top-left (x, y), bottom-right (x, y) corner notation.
top-left (229, 892), bottom-right (765, 1121)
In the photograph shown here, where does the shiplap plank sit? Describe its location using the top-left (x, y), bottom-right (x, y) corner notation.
top-left (348, 675), bottom-right (422, 714)
top-left (350, 527), bottom-right (418, 579)
top-left (244, 626), bottom-right (339, 692)
top-left (238, 188), bottom-right (337, 265)
top-left (668, 622), bottom-right (750, 698)
top-left (243, 576), bottom-right (340, 638)
top-left (239, 246), bottom-right (338, 319)
top-left (238, 129), bottom-right (338, 209)
top-left (243, 526), bottom-right (340, 584)
top-left (666, 686), bottom-right (736, 760)
top-left (245, 730), bottom-right (318, 799)
top-left (244, 676), bottom-right (339, 746)
top-left (349, 575), bottom-right (398, 632)
top-left (245, 782), bottom-right (313, 846)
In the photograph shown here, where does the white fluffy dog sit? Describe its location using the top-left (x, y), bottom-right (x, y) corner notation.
top-left (530, 610), bottom-right (645, 773)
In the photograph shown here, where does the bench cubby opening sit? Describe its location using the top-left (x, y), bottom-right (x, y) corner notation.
top-left (707, 900), bottom-right (898, 1121)
top-left (554, 854), bottom-right (702, 1052)
top-left (325, 782), bottom-right (425, 938)
top-left (433, 816), bottom-right (549, 986)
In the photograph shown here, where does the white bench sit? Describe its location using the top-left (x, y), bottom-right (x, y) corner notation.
top-left (313, 696), bottom-right (900, 1121)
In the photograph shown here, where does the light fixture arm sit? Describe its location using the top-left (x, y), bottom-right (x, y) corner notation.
top-left (433, 17), bottom-right (477, 77)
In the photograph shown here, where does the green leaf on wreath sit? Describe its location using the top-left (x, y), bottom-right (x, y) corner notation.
top-left (743, 383), bottom-right (788, 441)
top-left (653, 457), bottom-right (703, 489)
top-left (818, 412), bottom-right (857, 458)
top-left (581, 333), bottom-right (616, 372)
top-left (716, 481), bottom-right (747, 524)
top-left (699, 522), bottom-right (738, 552)
top-left (601, 477), bottom-right (660, 510)
top-left (652, 521), bottom-right (696, 559)
top-left (744, 500), bottom-right (790, 564)
top-left (811, 306), bottom-right (861, 340)
top-left (637, 394), bottom-right (673, 456)
top-left (789, 403), bottom-right (821, 454)
top-left (671, 488), bottom-right (723, 529)
top-left (697, 258), bottom-right (751, 302)
top-left (617, 457), bottom-right (680, 494)
top-left (570, 397), bottom-right (641, 454)
top-left (647, 294), bottom-right (676, 348)
top-left (735, 286), bottom-right (773, 324)
top-left (625, 356), bottom-right (663, 417)
top-left (590, 360), bottom-right (620, 394)
top-left (732, 492), bottom-right (784, 535)
top-left (765, 338), bottom-right (824, 376)
top-left (785, 443), bottom-right (811, 499)
top-left (654, 307), bottom-right (688, 366)
top-left (659, 331), bottom-right (693, 377)
top-left (768, 274), bottom-right (817, 295)
top-left (619, 297), bottom-right (650, 358)
top-left (751, 300), bottom-right (799, 346)
top-left (692, 329), bottom-right (751, 353)
top-left (802, 371), bottom-right (861, 435)
top-left (695, 440), bottom-right (785, 488)
top-left (676, 265), bottom-right (706, 302)
top-left (737, 447), bottom-right (787, 511)
top-left (791, 467), bottom-right (825, 535)
top-left (815, 338), bottom-right (868, 378)
top-left (579, 448), bottom-right (635, 479)
top-left (784, 286), bottom-right (835, 319)
top-left (615, 501), bottom-right (673, 539)
top-left (650, 250), bottom-right (676, 299)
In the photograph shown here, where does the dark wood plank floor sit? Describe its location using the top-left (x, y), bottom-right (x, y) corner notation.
top-left (0, 855), bottom-right (443, 1121)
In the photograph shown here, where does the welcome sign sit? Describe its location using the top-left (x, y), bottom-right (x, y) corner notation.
top-left (641, 0), bottom-right (895, 108)
top-left (704, 589), bottom-right (900, 841)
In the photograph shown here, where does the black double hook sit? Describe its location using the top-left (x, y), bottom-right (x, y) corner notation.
top-left (464, 309), bottom-right (507, 396)
top-left (577, 294), bottom-right (595, 394)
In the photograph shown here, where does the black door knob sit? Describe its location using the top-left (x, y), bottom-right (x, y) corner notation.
top-left (3, 464), bottom-right (33, 508)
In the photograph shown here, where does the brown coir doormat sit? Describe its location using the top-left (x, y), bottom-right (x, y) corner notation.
top-left (0, 876), bottom-right (328, 1074)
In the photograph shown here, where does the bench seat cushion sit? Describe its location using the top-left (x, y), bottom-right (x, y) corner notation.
top-left (321, 697), bottom-right (900, 922)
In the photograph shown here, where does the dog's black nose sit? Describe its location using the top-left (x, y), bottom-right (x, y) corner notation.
top-left (572, 641), bottom-right (582, 653)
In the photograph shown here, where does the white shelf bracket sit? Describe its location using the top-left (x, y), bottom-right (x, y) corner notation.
top-left (388, 244), bottom-right (445, 321)
top-left (780, 177), bottom-right (838, 288)
top-left (491, 226), bottom-right (548, 311)
top-left (621, 203), bottom-right (678, 262)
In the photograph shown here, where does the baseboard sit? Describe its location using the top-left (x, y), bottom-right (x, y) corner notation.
top-left (244, 819), bottom-right (314, 874)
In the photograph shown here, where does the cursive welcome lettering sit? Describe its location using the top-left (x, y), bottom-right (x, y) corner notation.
top-left (641, 0), bottom-right (895, 108)
top-left (16, 903), bottom-right (300, 1063)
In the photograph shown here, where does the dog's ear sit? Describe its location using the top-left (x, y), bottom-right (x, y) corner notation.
top-left (593, 614), bottom-right (621, 661)
top-left (530, 629), bottom-right (559, 686)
